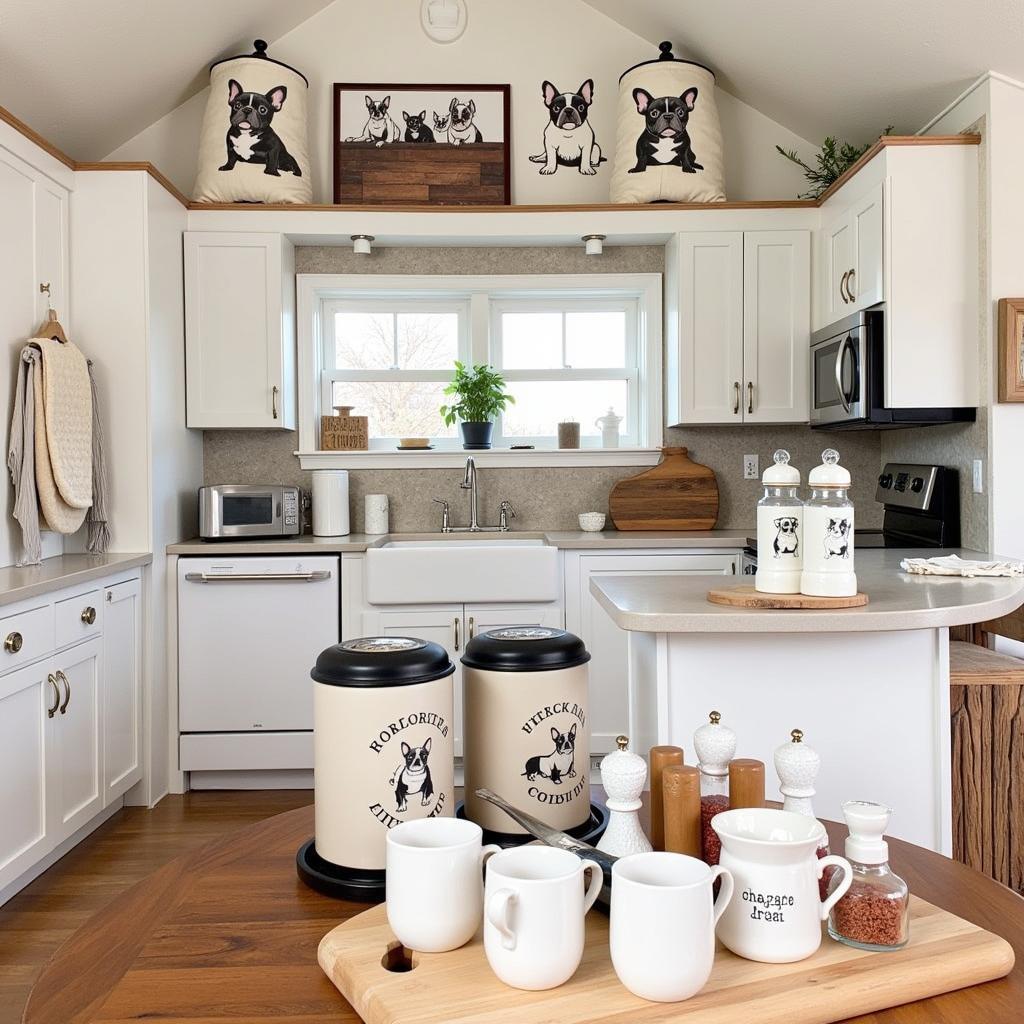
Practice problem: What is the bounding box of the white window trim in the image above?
[296,273,663,468]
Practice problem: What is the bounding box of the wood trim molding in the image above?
[0,104,77,169]
[75,161,191,207]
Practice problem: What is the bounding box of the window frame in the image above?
[296,273,663,467]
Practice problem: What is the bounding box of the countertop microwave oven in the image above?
[810,307,976,429]
[199,484,302,540]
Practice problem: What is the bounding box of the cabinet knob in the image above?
[4,631,23,653]
[81,606,97,625]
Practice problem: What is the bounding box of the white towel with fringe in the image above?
[900,554,1024,578]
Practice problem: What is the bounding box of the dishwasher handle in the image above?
[184,571,333,583]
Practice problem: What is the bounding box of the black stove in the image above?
[871,462,960,548]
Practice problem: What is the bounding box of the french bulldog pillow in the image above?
[610,55,725,204]
[193,45,312,204]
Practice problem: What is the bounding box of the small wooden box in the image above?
[320,407,369,451]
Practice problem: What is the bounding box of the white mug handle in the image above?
[487,887,518,951]
[710,865,735,926]
[480,843,501,872]
[580,859,604,914]
[818,854,854,919]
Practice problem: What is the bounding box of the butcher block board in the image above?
[609,447,719,530]
[318,896,1013,1024]
[707,586,869,609]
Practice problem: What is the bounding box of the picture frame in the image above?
[997,297,1024,402]
[332,82,511,206]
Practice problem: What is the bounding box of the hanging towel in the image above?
[36,335,92,508]
[900,554,1024,578]
[85,361,110,554]
[8,345,43,565]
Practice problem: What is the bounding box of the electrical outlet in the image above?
[973,459,984,494]
[743,454,759,480]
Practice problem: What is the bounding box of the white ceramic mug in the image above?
[385,817,499,952]
[611,852,733,1002]
[712,807,852,963]
[484,846,603,990]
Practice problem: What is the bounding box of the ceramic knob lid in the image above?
[599,735,647,808]
[762,448,801,485]
[808,448,851,487]
[774,728,820,810]
[693,710,736,778]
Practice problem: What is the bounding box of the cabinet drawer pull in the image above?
[81,606,97,625]
[839,270,850,303]
[453,617,460,652]
[272,385,279,420]
[47,674,60,719]
[846,267,856,300]
[468,616,475,641]
[56,670,70,715]
[4,631,23,653]
[733,381,740,415]
[747,381,754,414]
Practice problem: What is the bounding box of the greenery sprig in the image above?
[777,127,894,199]
[440,361,514,426]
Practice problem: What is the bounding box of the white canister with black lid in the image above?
[462,627,591,836]
[297,636,455,901]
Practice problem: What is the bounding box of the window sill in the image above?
[296,447,663,470]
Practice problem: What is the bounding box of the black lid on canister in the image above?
[311,637,455,687]
[461,627,591,672]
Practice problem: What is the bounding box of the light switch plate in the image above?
[743,454,759,480]
[973,459,984,494]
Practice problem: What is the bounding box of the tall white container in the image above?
[312,470,350,537]
[801,449,857,597]
[755,450,804,595]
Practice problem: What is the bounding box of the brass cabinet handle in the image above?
[56,670,70,715]
[453,617,460,652]
[272,385,279,420]
[733,381,740,415]
[468,616,475,641]
[839,270,850,303]
[4,631,23,653]
[846,267,856,301]
[747,381,754,414]
[47,674,60,718]
[81,606,96,625]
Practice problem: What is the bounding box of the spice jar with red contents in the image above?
[774,728,831,899]
[828,801,910,951]
[693,710,736,864]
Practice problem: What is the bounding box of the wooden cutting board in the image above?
[318,896,1014,1024]
[609,447,719,530]
[707,586,869,609]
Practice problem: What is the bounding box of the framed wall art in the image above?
[997,297,1024,402]
[332,83,511,206]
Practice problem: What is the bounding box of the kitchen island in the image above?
[590,548,1024,855]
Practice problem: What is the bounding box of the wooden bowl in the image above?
[399,437,430,448]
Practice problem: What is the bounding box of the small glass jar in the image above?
[755,449,804,595]
[828,801,910,952]
[801,449,856,598]
[693,710,736,865]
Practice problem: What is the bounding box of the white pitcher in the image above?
[712,807,852,963]
[595,407,623,448]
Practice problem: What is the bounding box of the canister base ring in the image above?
[455,800,609,848]
[295,838,385,902]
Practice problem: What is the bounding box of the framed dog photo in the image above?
[997,297,1024,402]
[333,83,511,206]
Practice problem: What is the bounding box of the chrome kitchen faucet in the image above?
[433,456,516,532]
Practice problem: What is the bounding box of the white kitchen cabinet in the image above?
[360,602,563,758]
[0,660,52,892]
[51,638,103,836]
[564,551,740,755]
[820,182,883,325]
[666,230,810,425]
[184,231,296,429]
[102,578,142,799]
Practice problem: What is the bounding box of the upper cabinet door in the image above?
[850,182,884,311]
[743,231,810,423]
[184,232,295,429]
[823,210,854,326]
[671,232,744,424]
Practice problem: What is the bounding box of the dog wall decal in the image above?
[530,79,604,175]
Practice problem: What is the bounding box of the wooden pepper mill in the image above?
[662,763,702,857]
[648,745,684,850]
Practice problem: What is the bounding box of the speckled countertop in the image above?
[0,552,152,608]
[167,530,755,555]
[591,548,1024,633]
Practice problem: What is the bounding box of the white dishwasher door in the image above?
[178,556,339,733]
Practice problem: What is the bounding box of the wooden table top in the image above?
[22,805,1024,1024]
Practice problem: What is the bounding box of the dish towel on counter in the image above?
[900,554,1024,578]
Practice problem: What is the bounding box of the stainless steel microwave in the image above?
[199,485,301,540]
[810,308,975,430]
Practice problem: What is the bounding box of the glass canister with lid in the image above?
[800,448,857,597]
[755,449,804,594]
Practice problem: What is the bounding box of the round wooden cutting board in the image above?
[707,585,869,609]
[609,447,719,530]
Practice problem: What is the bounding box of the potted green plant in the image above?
[440,361,514,450]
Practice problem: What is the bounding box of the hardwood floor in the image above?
[0,790,312,1024]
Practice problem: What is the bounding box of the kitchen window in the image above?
[298,273,662,468]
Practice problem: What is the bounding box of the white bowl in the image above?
[578,512,607,532]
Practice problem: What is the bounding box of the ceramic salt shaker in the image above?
[597,736,652,857]
[755,449,804,595]
[800,448,856,597]
[774,728,831,897]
